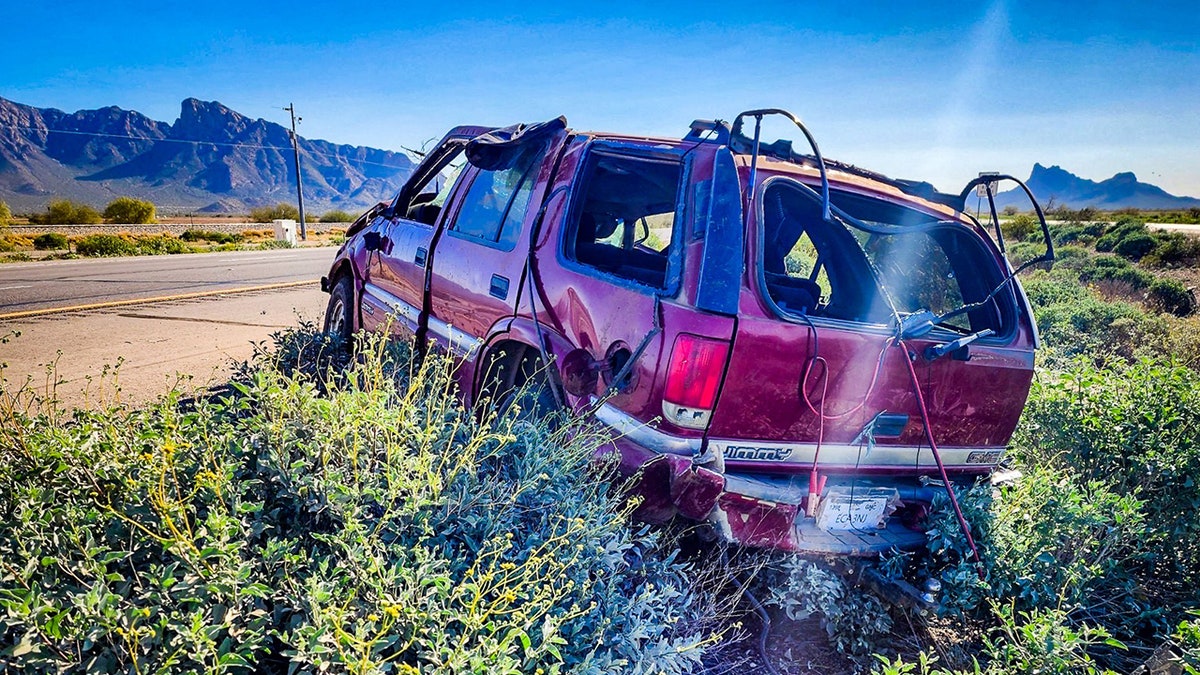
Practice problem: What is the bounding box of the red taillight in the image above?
[663,334,729,410]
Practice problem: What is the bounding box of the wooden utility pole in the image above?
[283,103,307,241]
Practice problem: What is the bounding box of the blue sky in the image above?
[4,0,1198,197]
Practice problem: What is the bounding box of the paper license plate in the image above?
[816,495,889,531]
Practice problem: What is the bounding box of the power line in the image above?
[0,123,417,169]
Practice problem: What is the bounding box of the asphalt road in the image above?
[0,248,336,408]
[0,247,334,316]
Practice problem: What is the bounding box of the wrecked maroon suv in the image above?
[322,109,1053,558]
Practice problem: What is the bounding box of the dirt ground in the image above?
[0,285,328,409]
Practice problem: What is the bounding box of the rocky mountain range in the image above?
[2,96,1197,216]
[0,97,414,214]
[992,163,1200,211]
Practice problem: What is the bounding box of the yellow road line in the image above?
[0,280,319,321]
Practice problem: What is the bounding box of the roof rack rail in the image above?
[684,119,731,144]
[723,113,967,212]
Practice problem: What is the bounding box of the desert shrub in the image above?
[1172,613,1200,672]
[0,236,16,253]
[249,203,300,223]
[1165,316,1200,370]
[134,234,188,255]
[33,199,102,225]
[928,470,1146,624]
[1047,221,1105,246]
[1002,214,1038,243]
[1024,276,1167,359]
[1005,241,1048,267]
[1077,255,1154,290]
[1114,232,1158,261]
[0,198,11,226]
[181,229,243,244]
[1015,357,1200,608]
[258,239,294,250]
[32,232,68,250]
[102,196,156,224]
[875,605,1125,675]
[1144,231,1200,267]
[758,556,893,660]
[0,331,713,674]
[1147,277,1196,316]
[74,233,137,256]
[1094,217,1146,252]
[319,209,355,223]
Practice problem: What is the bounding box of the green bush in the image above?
[74,233,136,256]
[1006,241,1048,268]
[102,196,156,224]
[873,606,1126,675]
[1047,221,1105,246]
[249,203,300,223]
[1021,274,1167,359]
[1114,233,1158,261]
[0,330,713,674]
[1002,214,1038,243]
[32,232,68,250]
[258,239,295,250]
[1077,255,1154,290]
[1144,231,1200,267]
[1016,357,1200,608]
[1147,277,1196,316]
[0,199,11,226]
[181,229,243,244]
[927,469,1147,628]
[760,556,893,659]
[319,209,355,223]
[134,234,188,255]
[33,199,102,225]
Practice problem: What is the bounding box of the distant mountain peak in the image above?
[0,97,415,213]
[994,165,1200,211]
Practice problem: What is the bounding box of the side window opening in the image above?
[762,184,877,321]
[449,145,543,246]
[566,152,683,289]
[396,141,467,226]
[760,181,1007,333]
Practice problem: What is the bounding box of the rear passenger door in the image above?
[425,129,567,357]
[541,141,738,429]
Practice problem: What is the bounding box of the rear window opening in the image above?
[565,152,682,290]
[759,179,1009,334]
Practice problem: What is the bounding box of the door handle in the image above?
[414,247,427,267]
[489,274,510,300]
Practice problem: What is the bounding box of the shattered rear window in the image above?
[759,179,1007,334]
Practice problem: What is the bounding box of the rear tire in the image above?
[323,275,355,351]
[483,345,560,424]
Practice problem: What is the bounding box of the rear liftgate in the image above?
[638,110,1054,561]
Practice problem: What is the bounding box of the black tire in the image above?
[484,345,560,423]
[323,275,355,350]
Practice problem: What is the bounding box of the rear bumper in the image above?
[594,402,987,555]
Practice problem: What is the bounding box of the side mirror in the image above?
[362,231,382,252]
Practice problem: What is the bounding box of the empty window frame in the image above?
[396,141,468,226]
[565,151,683,289]
[759,180,1009,333]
